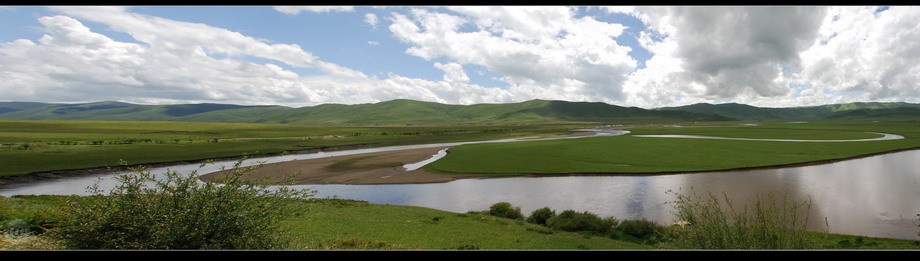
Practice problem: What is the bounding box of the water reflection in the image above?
[289,149,920,240]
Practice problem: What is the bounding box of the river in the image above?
[1,129,918,240]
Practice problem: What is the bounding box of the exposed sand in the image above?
[198,131,602,185]
[199,146,485,185]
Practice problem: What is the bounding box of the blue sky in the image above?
[0,6,917,108]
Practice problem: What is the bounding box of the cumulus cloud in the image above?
[4,6,919,109]
[273,6,354,15]
[389,7,636,104]
[798,6,920,103]
[609,6,831,107]
[0,7,520,106]
[364,13,378,29]
[646,7,825,98]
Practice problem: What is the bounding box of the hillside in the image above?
[0,99,730,125]
[658,102,920,121]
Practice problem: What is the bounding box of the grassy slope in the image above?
[0,120,577,177]
[0,99,727,125]
[659,102,920,121]
[3,195,918,250]
[426,121,920,175]
[280,199,648,250]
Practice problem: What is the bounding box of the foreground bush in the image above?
[546,210,618,235]
[526,207,556,225]
[488,202,524,220]
[666,190,816,249]
[52,160,314,249]
[614,219,668,244]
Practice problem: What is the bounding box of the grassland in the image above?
[3,195,918,250]
[0,120,579,178]
[425,120,920,175]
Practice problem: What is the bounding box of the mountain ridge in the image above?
[2,99,917,125]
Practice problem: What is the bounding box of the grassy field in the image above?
[0,120,580,177]
[425,120,920,175]
[2,195,918,250]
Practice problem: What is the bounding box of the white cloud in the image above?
[0,7,520,107]
[798,6,920,103]
[389,7,636,104]
[273,6,354,15]
[364,13,378,29]
[49,6,367,79]
[4,6,919,109]
[615,6,830,108]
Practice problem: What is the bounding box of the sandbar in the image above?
[198,146,485,185]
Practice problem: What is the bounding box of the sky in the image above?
[1,6,918,108]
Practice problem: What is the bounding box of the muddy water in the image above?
[2,129,918,240]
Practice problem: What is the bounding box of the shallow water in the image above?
[2,129,918,240]
[633,132,904,142]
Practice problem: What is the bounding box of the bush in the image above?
[666,190,816,249]
[545,210,617,235]
[3,219,30,235]
[526,207,556,225]
[488,202,524,220]
[51,160,314,249]
[615,219,668,244]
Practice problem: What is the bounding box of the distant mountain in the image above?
[0,101,285,122]
[0,102,53,114]
[658,102,920,121]
[5,99,915,125]
[825,107,920,120]
[0,99,730,125]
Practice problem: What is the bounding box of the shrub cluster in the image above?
[51,160,314,249]
[665,190,816,249]
[545,210,618,236]
[488,202,524,220]
[484,202,667,244]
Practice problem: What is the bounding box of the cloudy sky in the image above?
[1,6,917,108]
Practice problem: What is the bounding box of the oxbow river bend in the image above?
[2,129,918,240]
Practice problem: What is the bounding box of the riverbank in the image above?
[0,130,595,188]
[198,146,488,185]
[196,141,920,185]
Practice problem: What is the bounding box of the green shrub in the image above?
[526,207,556,225]
[3,219,30,235]
[51,160,314,249]
[545,210,617,235]
[615,219,668,244]
[666,190,816,249]
[488,202,524,220]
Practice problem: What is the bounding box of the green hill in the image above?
[6,98,915,125]
[0,99,730,125]
[658,102,920,121]
[0,102,53,114]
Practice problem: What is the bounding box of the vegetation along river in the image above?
[1,129,917,240]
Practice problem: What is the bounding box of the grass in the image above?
[279,199,648,250]
[3,195,919,250]
[0,120,578,177]
[426,120,920,175]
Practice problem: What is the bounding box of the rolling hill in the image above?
[3,99,917,125]
[657,102,920,121]
[0,99,730,125]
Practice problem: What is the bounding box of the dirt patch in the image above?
[198,146,485,185]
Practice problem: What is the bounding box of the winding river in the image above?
[1,129,918,240]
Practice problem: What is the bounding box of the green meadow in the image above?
[425,120,920,175]
[0,120,576,177]
[3,195,918,250]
